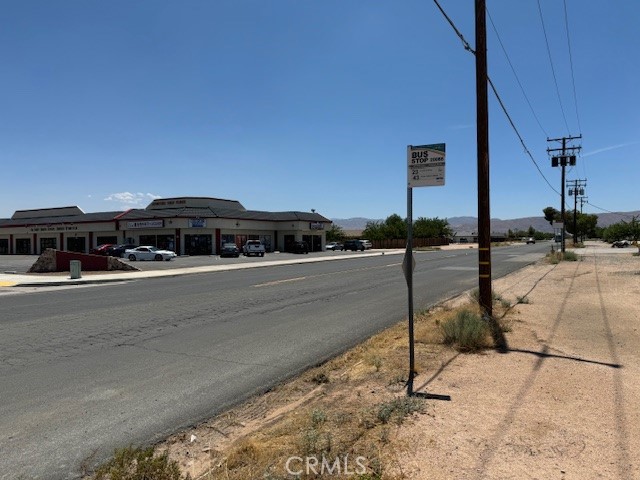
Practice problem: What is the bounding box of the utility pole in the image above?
[548,135,582,253]
[579,196,588,242]
[567,179,587,245]
[475,0,492,318]
[579,196,588,214]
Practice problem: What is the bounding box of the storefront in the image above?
[0,197,332,256]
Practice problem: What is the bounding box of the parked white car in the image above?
[125,246,177,261]
[325,242,344,251]
[359,239,373,250]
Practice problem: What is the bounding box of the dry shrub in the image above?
[441,309,491,352]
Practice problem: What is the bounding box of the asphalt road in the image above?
[0,243,549,479]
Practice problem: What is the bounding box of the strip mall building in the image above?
[0,197,332,256]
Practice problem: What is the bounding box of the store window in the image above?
[259,235,272,252]
[139,235,175,251]
[302,235,322,252]
[139,235,156,247]
[235,234,248,248]
[0,239,9,255]
[16,238,32,254]
[221,234,236,245]
[40,238,57,252]
[284,235,295,252]
[96,236,118,245]
[157,235,175,251]
[67,237,86,253]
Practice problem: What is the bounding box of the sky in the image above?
[1,1,638,221]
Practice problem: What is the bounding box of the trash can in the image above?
[70,260,82,279]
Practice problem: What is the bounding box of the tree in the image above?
[361,220,386,240]
[383,214,407,239]
[413,217,453,239]
[602,216,640,244]
[326,224,346,242]
[575,213,598,240]
[543,206,560,225]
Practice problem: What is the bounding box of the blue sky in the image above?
[1,1,638,221]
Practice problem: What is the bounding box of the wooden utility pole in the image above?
[547,135,582,252]
[475,0,492,317]
[567,179,587,245]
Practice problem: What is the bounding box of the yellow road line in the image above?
[0,281,18,287]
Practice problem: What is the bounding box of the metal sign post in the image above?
[405,144,445,396]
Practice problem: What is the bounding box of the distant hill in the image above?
[332,210,640,235]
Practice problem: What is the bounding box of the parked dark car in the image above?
[220,243,240,257]
[343,239,365,251]
[105,244,138,258]
[612,240,630,248]
[289,241,309,254]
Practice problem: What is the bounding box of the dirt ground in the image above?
[157,243,640,480]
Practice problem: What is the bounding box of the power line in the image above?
[432,0,474,54]
[487,78,559,196]
[586,202,638,221]
[487,7,548,137]
[563,0,582,134]
[433,0,560,198]
[562,0,587,181]
[537,0,572,135]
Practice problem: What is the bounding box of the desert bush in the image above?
[546,250,579,263]
[376,397,424,425]
[563,251,578,261]
[93,446,188,480]
[441,310,490,351]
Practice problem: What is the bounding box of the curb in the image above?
[7,250,407,288]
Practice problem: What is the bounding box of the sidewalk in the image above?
[0,249,407,287]
[396,242,640,479]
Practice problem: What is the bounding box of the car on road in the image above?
[90,244,114,255]
[325,242,343,251]
[289,241,309,254]
[611,240,631,248]
[359,239,373,249]
[526,237,536,244]
[343,239,365,251]
[125,246,177,261]
[220,243,240,258]
[106,244,138,258]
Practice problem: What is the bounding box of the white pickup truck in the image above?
[243,240,266,257]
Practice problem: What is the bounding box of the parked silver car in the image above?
[325,242,343,251]
[125,246,177,261]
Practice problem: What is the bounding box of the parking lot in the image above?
[0,249,375,274]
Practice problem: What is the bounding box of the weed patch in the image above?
[376,396,425,425]
[93,446,188,480]
[546,250,579,263]
[441,310,490,352]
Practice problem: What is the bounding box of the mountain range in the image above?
[332,211,640,235]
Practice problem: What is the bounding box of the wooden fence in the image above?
[370,238,449,249]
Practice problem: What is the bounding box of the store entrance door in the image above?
[184,235,212,255]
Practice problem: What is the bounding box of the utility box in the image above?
[69,260,82,279]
